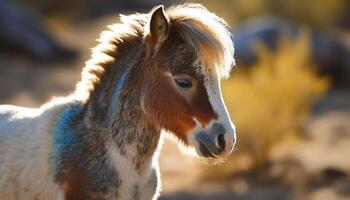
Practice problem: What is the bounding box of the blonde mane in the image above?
[167,4,235,78]
[74,3,234,101]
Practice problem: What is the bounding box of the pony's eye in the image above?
[175,77,193,89]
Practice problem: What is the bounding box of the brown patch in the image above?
[190,81,218,126]
[143,69,217,144]
[143,72,196,143]
[61,165,86,200]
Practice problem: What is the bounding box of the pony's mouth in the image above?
[198,141,216,158]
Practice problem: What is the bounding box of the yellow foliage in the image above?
[194,0,347,28]
[220,32,329,171]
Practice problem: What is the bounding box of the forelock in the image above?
[166,3,235,79]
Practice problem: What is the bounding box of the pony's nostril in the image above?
[217,134,226,150]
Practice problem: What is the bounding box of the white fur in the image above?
[0,99,71,199]
[205,71,236,157]
[107,140,162,200]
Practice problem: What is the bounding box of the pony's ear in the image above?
[148,5,169,49]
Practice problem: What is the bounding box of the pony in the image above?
[0,3,236,200]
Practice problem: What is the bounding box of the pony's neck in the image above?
[74,36,161,171]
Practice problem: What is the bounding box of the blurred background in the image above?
[0,0,349,199]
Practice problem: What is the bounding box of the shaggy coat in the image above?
[0,4,235,200]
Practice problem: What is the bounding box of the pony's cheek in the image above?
[141,84,196,144]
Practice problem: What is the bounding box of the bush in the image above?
[210,31,329,176]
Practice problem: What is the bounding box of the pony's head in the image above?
[140,4,236,159]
